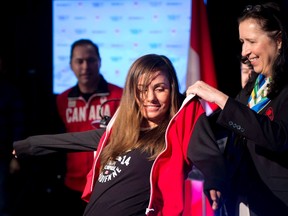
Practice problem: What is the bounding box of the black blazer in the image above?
[206,81,288,216]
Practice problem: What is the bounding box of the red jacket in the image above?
[57,75,123,192]
[82,94,221,215]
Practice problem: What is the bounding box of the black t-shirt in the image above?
[83,149,154,216]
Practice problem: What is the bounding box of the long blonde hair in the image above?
[100,54,183,169]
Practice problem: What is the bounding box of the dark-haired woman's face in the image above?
[137,71,171,128]
[239,18,281,77]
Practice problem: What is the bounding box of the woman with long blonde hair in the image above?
[13,54,225,215]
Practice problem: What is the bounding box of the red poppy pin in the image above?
[265,107,274,120]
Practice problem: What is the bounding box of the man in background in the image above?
[56,39,122,215]
[240,58,254,88]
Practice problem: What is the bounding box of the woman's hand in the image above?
[186,81,229,110]
[209,189,222,210]
[12,149,17,158]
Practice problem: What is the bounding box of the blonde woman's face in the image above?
[137,71,171,128]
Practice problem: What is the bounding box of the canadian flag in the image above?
[186,0,218,114]
[183,0,217,215]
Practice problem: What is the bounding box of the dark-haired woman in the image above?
[187,2,288,216]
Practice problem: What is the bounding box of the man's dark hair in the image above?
[70,39,101,61]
